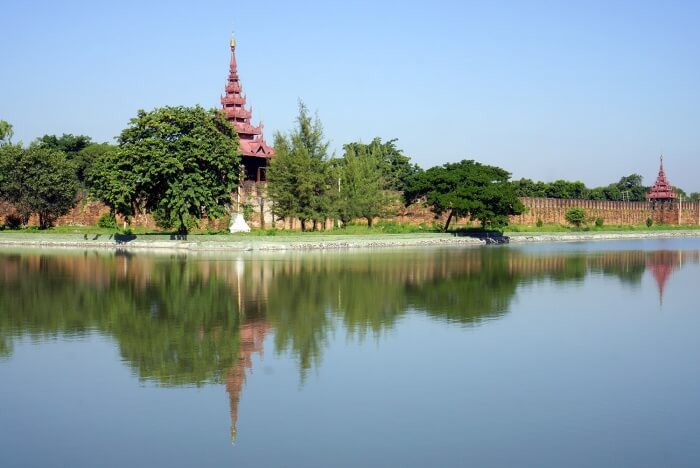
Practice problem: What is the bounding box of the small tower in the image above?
[646,156,678,202]
[221,34,275,182]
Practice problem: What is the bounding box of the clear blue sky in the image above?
[2,0,699,191]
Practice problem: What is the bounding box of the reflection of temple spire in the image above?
[225,320,267,444]
[646,251,681,305]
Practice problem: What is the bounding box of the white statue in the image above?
[229,176,251,233]
[229,212,251,233]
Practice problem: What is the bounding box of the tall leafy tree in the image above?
[267,101,331,230]
[614,174,647,201]
[79,143,118,189]
[88,106,240,234]
[0,120,13,145]
[32,133,96,185]
[343,138,421,193]
[405,160,524,230]
[335,142,390,226]
[0,145,79,228]
[33,133,93,154]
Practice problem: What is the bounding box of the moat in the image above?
[2,240,700,467]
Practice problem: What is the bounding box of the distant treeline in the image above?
[513,176,699,202]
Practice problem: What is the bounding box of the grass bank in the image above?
[2,221,699,238]
[1,224,700,253]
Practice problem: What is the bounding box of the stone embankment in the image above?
[0,233,485,252]
[507,230,700,243]
[0,230,699,253]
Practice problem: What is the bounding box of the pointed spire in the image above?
[646,155,677,201]
[221,34,275,165]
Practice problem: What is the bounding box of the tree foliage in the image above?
[565,207,586,227]
[76,143,117,186]
[342,138,421,193]
[88,106,240,234]
[405,160,524,230]
[31,133,116,186]
[267,102,331,230]
[0,145,78,228]
[334,143,391,226]
[0,120,13,145]
[514,173,651,202]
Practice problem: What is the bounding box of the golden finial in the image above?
[230,32,236,48]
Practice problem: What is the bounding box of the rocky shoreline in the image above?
[0,230,698,253]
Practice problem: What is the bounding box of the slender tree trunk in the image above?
[312,219,318,231]
[178,213,188,236]
[367,216,373,228]
[300,219,306,232]
[443,210,454,231]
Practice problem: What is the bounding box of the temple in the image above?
[646,156,677,202]
[222,34,274,182]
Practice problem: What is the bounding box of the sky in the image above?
[2,0,699,192]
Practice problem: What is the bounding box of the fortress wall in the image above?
[1,193,698,230]
[511,197,699,226]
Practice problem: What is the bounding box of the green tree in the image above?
[80,143,118,188]
[615,174,647,201]
[343,138,421,193]
[673,186,687,200]
[405,160,524,231]
[513,178,547,198]
[267,101,331,231]
[565,207,586,227]
[545,180,588,199]
[88,106,240,234]
[0,146,79,228]
[33,133,93,154]
[32,133,98,185]
[335,142,390,227]
[689,192,700,202]
[0,120,13,145]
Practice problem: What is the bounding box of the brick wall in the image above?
[511,197,700,226]
[2,193,699,229]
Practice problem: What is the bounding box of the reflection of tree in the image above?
[3,248,698,372]
[0,253,241,385]
[2,247,698,442]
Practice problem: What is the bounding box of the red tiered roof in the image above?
[222,36,274,160]
[646,156,677,201]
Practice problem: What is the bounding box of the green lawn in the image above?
[2,220,699,237]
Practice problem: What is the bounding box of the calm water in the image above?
[1,239,700,467]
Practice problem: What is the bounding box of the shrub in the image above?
[97,212,117,229]
[594,217,604,228]
[646,217,653,228]
[4,214,22,230]
[565,208,586,228]
[536,218,543,228]
[241,203,254,221]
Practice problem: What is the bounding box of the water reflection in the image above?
[0,246,698,442]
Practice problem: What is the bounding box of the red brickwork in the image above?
[2,196,699,229]
[511,197,700,226]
